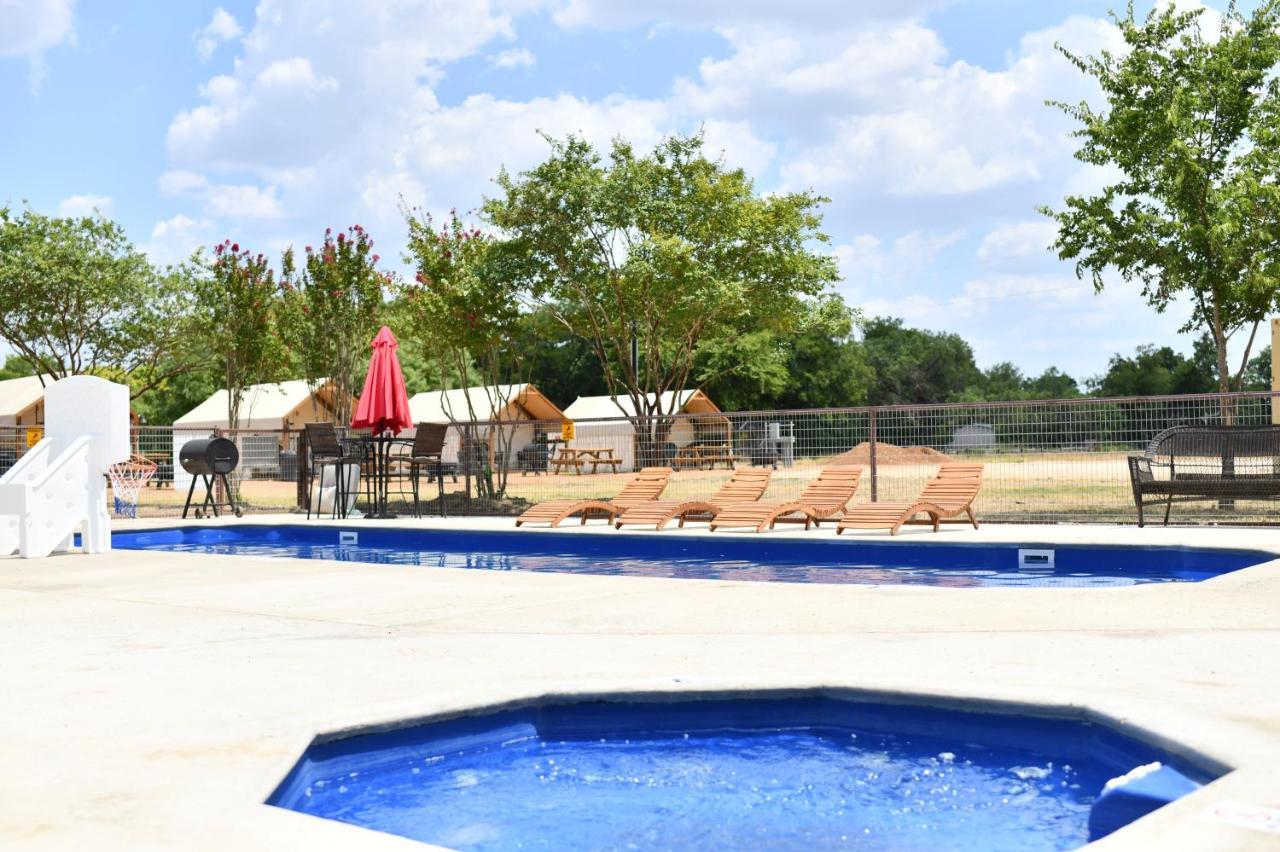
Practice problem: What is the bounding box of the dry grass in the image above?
[125,453,1277,524]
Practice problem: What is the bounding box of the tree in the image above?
[0,355,33,381]
[861,317,981,405]
[484,133,845,455]
[0,207,199,397]
[281,226,389,425]
[696,325,873,411]
[1025,367,1082,399]
[1242,345,1271,391]
[1043,1,1280,401]
[514,307,610,408]
[401,209,525,501]
[191,241,290,429]
[1089,342,1216,397]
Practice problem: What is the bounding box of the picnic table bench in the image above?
[551,446,622,475]
[1127,424,1280,526]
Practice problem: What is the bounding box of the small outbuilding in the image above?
[562,389,728,471]
[949,423,997,453]
[406,383,565,467]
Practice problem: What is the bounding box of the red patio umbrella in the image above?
[352,326,412,436]
[351,326,413,517]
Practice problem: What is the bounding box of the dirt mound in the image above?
[832,442,951,465]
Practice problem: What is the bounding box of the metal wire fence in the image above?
[0,391,1276,524]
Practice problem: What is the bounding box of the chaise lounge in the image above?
[614,467,773,530]
[836,462,983,536]
[708,465,862,532]
[514,467,673,527]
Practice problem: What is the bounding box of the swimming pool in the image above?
[268,694,1215,851]
[112,525,1271,588]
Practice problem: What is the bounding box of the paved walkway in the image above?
[2,518,1279,850]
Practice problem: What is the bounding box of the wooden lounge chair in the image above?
[614,467,774,530]
[514,467,673,527]
[836,463,983,536]
[708,465,862,533]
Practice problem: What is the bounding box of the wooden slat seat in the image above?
[708,465,862,533]
[514,467,673,527]
[836,463,983,536]
[614,468,773,530]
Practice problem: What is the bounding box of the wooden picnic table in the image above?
[673,442,736,471]
[551,446,622,475]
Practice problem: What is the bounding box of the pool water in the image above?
[112,525,1270,588]
[269,696,1212,851]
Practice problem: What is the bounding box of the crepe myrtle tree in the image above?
[1042,1,1280,413]
[484,132,845,459]
[401,208,525,501]
[0,206,201,398]
[192,240,291,430]
[281,225,390,426]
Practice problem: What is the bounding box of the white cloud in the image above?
[547,0,953,31]
[195,6,242,62]
[143,213,215,264]
[959,273,1088,306]
[156,1,1206,377]
[489,47,534,69]
[158,170,283,219]
[0,0,76,92]
[57,193,112,217]
[835,230,966,291]
[976,220,1058,263]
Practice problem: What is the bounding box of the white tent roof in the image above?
[408,384,534,424]
[174,379,330,429]
[0,375,50,417]
[563,390,702,420]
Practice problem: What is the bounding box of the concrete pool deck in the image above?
[2,516,1279,850]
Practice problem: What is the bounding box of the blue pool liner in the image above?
[116,524,1270,575]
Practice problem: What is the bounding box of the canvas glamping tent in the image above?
[562,389,729,472]
[172,378,351,486]
[0,375,53,471]
[406,383,564,469]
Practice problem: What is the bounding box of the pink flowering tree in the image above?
[194,240,291,429]
[401,208,524,501]
[281,226,389,425]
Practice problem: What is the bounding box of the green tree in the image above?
[0,355,34,381]
[281,226,389,425]
[696,325,873,411]
[1043,1,1280,399]
[484,133,845,452]
[1025,367,1082,399]
[1243,345,1271,391]
[861,317,981,405]
[1090,342,1216,397]
[401,209,526,500]
[514,307,609,408]
[191,240,290,429]
[130,367,220,425]
[0,207,199,398]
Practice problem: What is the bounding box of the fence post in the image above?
[1272,318,1280,425]
[296,429,309,512]
[869,407,878,502]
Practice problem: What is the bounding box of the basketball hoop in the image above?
[107,454,157,518]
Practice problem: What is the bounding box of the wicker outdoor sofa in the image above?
[1127,424,1280,526]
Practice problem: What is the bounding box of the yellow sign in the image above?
[560,420,575,442]
[25,428,42,448]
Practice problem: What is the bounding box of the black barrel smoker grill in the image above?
[179,437,243,518]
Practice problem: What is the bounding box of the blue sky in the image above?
[0,0,1259,384]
